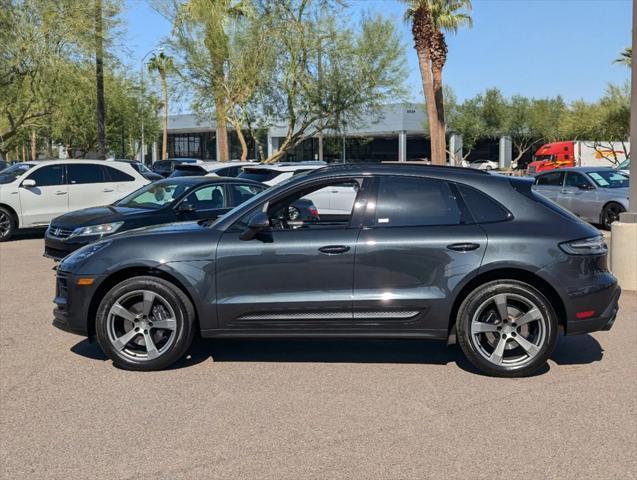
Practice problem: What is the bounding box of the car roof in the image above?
[539,166,619,174]
[153,175,265,187]
[306,162,490,178]
[241,161,327,172]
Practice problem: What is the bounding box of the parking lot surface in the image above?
[1,237,635,480]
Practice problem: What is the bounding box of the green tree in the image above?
[614,47,631,66]
[148,52,176,160]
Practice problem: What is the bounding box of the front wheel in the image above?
[601,202,625,230]
[0,207,15,242]
[456,280,558,377]
[96,276,196,371]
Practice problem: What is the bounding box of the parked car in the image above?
[0,160,8,172]
[44,177,268,260]
[618,159,630,176]
[0,160,149,241]
[151,158,200,177]
[238,162,355,217]
[169,161,254,178]
[53,163,619,377]
[111,160,163,181]
[532,167,629,229]
[469,159,499,170]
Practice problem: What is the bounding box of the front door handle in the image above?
[318,245,350,255]
[447,242,480,252]
[55,191,67,195]
[102,188,115,192]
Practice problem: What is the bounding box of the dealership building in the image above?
[150,103,513,166]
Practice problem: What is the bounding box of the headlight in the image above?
[559,236,608,255]
[70,222,123,238]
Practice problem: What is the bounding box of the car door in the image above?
[214,178,369,331]
[353,175,487,332]
[179,184,230,221]
[18,164,68,226]
[533,171,565,203]
[67,163,114,212]
[103,165,145,200]
[558,171,595,221]
[227,183,265,207]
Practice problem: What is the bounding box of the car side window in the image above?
[535,171,564,186]
[26,164,65,186]
[228,184,264,206]
[184,185,226,210]
[564,172,589,188]
[456,184,511,223]
[105,166,135,182]
[67,164,107,184]
[373,176,461,227]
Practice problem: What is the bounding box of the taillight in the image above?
[309,206,319,217]
[559,236,607,256]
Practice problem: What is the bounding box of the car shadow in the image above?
[69,332,604,375]
[12,228,46,240]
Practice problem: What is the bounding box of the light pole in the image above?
[140,47,162,164]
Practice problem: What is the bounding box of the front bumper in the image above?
[52,270,103,337]
[44,232,96,260]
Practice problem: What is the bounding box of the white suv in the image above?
[237,162,357,216]
[0,160,149,241]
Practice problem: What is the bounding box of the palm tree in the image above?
[95,0,106,159]
[404,0,472,165]
[614,47,632,66]
[148,52,175,160]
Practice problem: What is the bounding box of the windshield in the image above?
[115,182,190,209]
[0,163,35,184]
[618,159,630,170]
[587,171,629,188]
[130,162,153,174]
[533,155,554,162]
[238,169,283,183]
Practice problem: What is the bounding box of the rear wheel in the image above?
[601,202,625,230]
[456,280,558,377]
[0,207,15,242]
[96,276,195,371]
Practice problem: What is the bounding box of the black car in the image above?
[53,163,620,377]
[151,158,199,177]
[114,160,163,181]
[44,177,266,260]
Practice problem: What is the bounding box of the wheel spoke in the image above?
[515,307,541,327]
[113,329,140,351]
[111,302,136,322]
[493,294,509,321]
[142,291,156,317]
[513,334,540,357]
[472,322,499,334]
[490,335,508,365]
[143,332,159,359]
[152,318,176,331]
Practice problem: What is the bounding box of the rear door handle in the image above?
[447,242,480,252]
[102,188,115,192]
[55,191,67,195]
[318,245,350,255]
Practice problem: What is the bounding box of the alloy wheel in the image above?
[0,211,11,239]
[604,204,623,228]
[470,293,547,368]
[106,290,178,361]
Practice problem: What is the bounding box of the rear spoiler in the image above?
[174,163,207,172]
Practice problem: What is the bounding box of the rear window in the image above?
[238,169,283,183]
[105,166,135,182]
[374,176,461,227]
[456,184,511,223]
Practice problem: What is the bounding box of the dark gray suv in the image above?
[53,164,620,377]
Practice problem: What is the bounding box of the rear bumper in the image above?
[565,285,621,335]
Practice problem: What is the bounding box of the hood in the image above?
[51,205,154,227]
[110,220,211,239]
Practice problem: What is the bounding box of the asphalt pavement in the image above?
[1,236,635,480]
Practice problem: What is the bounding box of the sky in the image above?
[120,0,632,111]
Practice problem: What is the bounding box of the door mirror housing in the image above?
[240,211,270,241]
[21,179,36,188]
[176,202,196,213]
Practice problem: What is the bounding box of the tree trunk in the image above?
[432,66,447,164]
[215,92,229,161]
[161,75,168,160]
[416,49,442,164]
[230,119,248,161]
[22,144,26,162]
[31,129,36,160]
[95,0,106,159]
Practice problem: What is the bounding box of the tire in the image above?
[456,280,558,377]
[601,202,625,230]
[0,206,15,242]
[96,276,196,371]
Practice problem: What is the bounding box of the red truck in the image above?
[526,141,629,174]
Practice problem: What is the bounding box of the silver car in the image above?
[532,167,629,229]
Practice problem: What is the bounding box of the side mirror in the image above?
[21,179,36,188]
[240,211,270,241]
[176,202,196,213]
